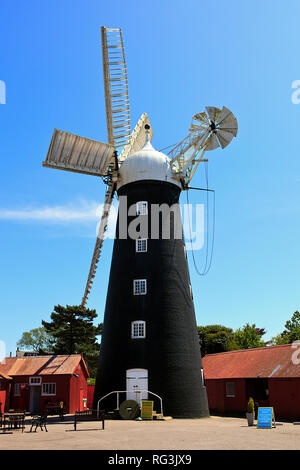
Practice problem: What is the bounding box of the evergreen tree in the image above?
[42,305,102,377]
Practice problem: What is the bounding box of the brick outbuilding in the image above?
[202,343,300,420]
[0,354,89,414]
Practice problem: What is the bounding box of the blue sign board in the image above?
[257,407,275,429]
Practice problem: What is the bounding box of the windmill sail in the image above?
[102,26,131,148]
[81,183,116,309]
[43,129,114,177]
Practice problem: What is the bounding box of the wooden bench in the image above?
[46,405,65,421]
[74,410,105,431]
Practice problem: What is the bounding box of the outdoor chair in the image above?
[30,414,48,432]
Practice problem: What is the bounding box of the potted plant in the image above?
[246,397,255,426]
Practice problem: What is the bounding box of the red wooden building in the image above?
[202,343,300,420]
[0,372,12,413]
[0,354,89,414]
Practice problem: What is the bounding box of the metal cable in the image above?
[186,163,215,276]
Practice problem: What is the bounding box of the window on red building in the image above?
[226,382,235,398]
[42,383,56,396]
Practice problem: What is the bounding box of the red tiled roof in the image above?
[0,355,89,377]
[202,343,300,379]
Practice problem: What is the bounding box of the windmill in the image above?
[43,27,238,418]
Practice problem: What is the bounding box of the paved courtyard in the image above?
[1,415,300,450]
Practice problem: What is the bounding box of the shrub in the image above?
[247,397,255,413]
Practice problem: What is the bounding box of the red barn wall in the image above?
[11,375,71,412]
[0,390,6,412]
[205,380,225,412]
[269,378,300,420]
[69,362,88,413]
[205,379,247,414]
[205,377,300,420]
[40,375,71,412]
[87,385,95,409]
[0,379,11,411]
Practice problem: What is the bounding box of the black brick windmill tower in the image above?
[42,27,238,418]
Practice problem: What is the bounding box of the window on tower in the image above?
[133,279,147,295]
[136,238,147,253]
[131,321,146,339]
[136,201,148,216]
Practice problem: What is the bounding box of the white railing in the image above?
[96,390,163,417]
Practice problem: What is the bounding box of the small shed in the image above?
[202,343,300,420]
[0,354,89,414]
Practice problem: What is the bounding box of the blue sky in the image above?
[1,0,300,355]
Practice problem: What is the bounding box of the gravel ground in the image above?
[1,415,300,450]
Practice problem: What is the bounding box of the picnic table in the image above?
[1,412,25,433]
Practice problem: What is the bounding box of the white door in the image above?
[126,369,148,405]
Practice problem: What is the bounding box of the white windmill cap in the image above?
[117,126,181,190]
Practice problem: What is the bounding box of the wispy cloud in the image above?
[0,200,111,222]
[0,199,118,237]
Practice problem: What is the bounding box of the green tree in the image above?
[271,311,300,344]
[42,305,102,377]
[17,327,53,353]
[233,323,266,349]
[268,334,287,346]
[197,325,239,356]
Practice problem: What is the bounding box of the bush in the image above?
[247,397,255,413]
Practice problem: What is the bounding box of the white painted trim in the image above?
[133,279,147,295]
[29,376,42,386]
[41,382,56,396]
[136,201,148,216]
[131,320,146,339]
[136,238,148,253]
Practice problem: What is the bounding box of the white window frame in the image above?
[14,383,26,397]
[133,279,147,295]
[131,321,146,339]
[136,238,148,253]
[136,201,148,216]
[41,383,56,396]
[225,381,235,398]
[29,376,42,386]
